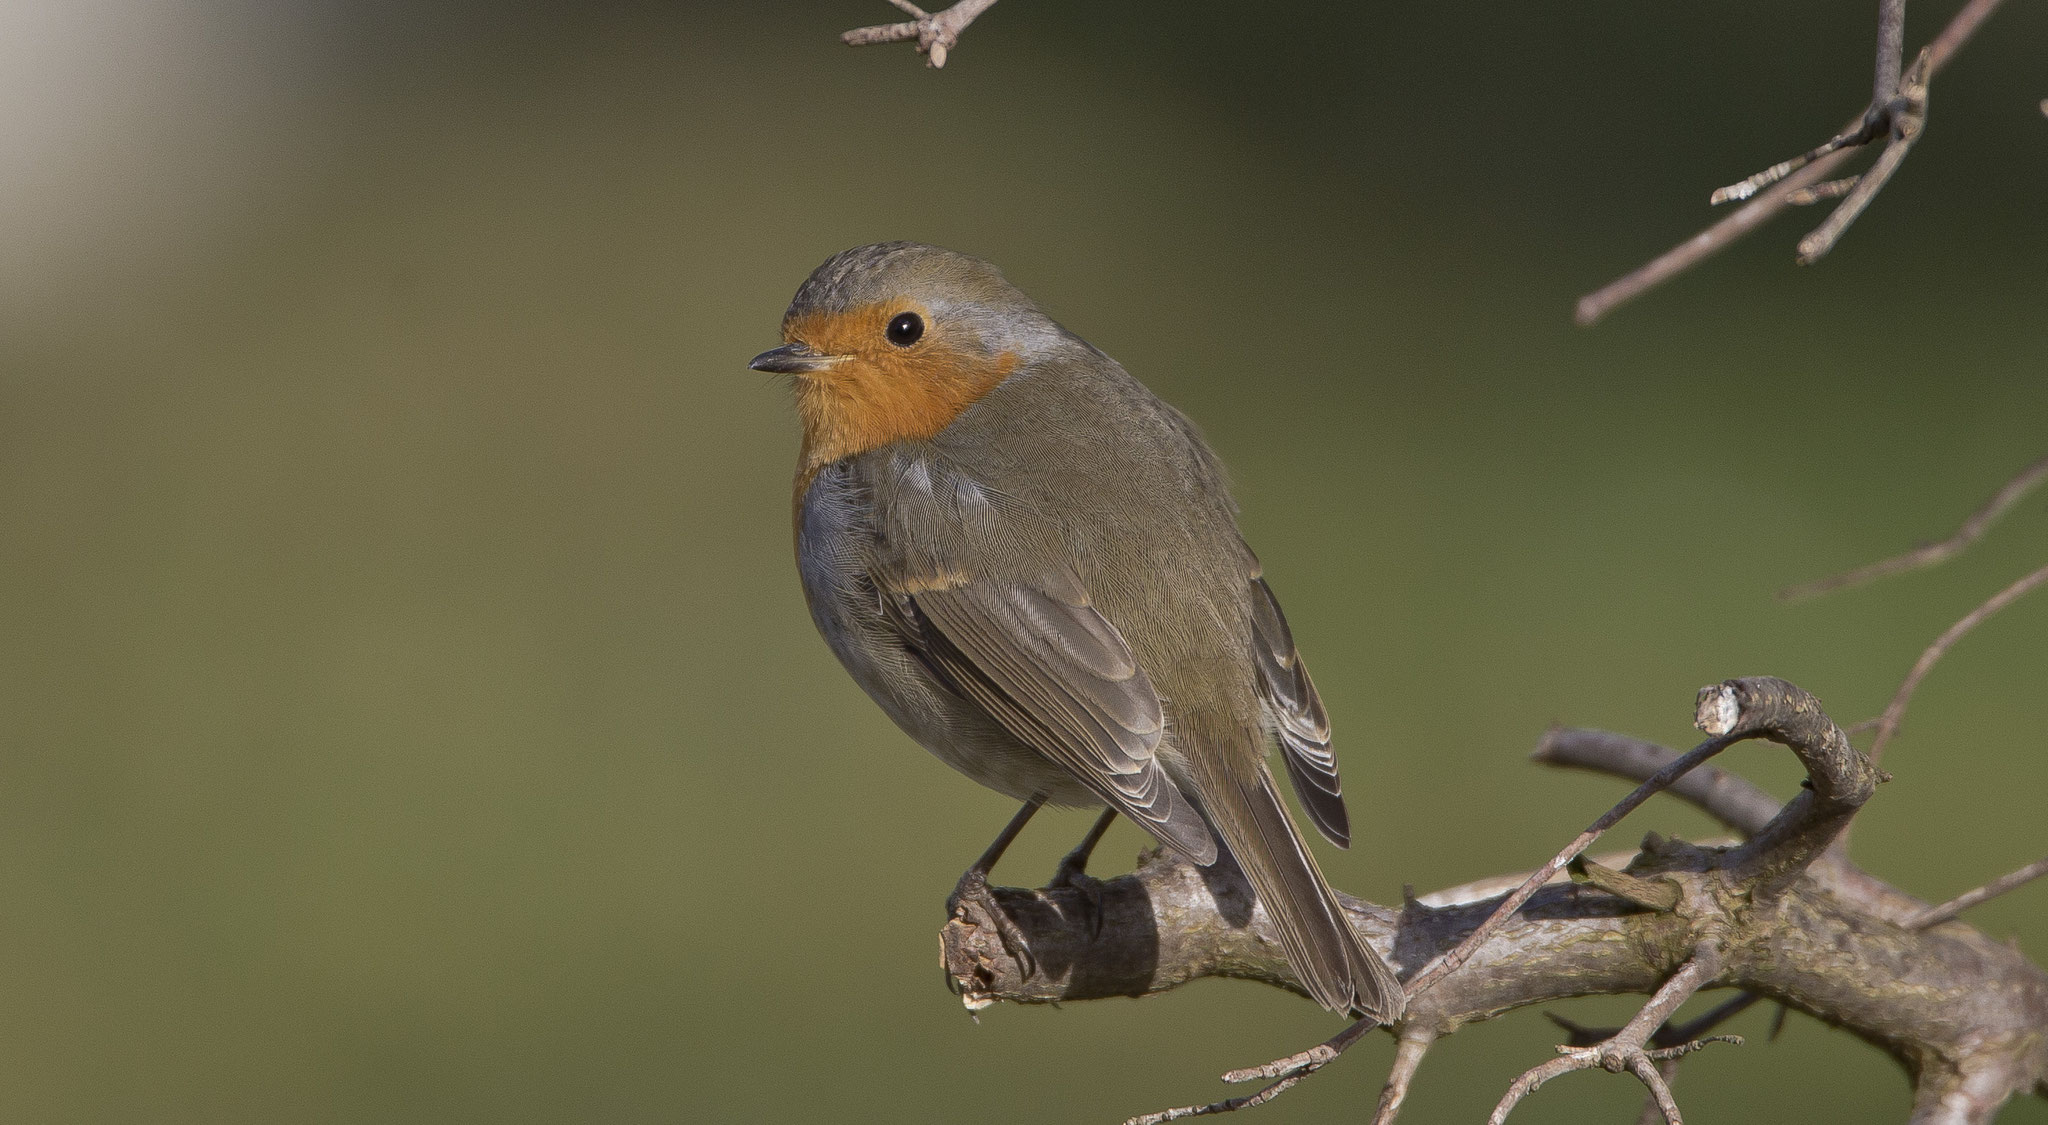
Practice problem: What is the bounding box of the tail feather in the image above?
[1209,763,1404,1022]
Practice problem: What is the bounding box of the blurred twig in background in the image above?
[830,0,2019,325]
[1780,453,2048,602]
[1576,0,2009,324]
[841,0,1001,68]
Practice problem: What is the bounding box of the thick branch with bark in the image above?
[940,679,2048,1124]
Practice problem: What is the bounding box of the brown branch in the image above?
[1575,0,2008,324]
[1779,452,2048,601]
[1413,675,1865,1020]
[1368,1029,1435,1125]
[1867,561,2048,766]
[940,679,2048,1124]
[1700,677,1884,892]
[1551,989,1762,1124]
[1488,950,1726,1125]
[945,838,2048,1124]
[1412,843,1733,910]
[1909,855,2048,930]
[841,0,1000,68]
[1398,730,1740,1003]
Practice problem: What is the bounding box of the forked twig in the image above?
[1550,991,1761,1124]
[841,0,1001,68]
[1489,951,1732,1125]
[1780,453,2048,601]
[1576,0,2007,324]
[1708,0,1913,208]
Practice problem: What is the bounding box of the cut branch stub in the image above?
[1695,676,1883,893]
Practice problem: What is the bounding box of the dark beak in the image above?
[749,342,841,375]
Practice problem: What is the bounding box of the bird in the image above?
[751,241,1403,1023]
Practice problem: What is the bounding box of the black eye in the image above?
[886,312,924,347]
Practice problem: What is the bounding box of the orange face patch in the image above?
[784,302,1017,484]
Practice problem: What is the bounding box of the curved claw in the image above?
[950,867,1037,979]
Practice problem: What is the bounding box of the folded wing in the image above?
[881,570,1218,865]
[1248,574,1350,848]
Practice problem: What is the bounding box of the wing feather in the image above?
[891,576,1217,865]
[1248,575,1351,848]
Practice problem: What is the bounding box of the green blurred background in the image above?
[2,2,2044,1121]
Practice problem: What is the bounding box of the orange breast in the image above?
[785,303,1017,535]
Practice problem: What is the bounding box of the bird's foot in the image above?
[948,867,1037,979]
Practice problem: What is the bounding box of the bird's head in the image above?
[752,242,1057,469]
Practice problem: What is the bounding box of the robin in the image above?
[751,242,1403,1023]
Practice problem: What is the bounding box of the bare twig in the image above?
[1867,561,2048,765]
[1709,0,1908,206]
[1575,0,2007,324]
[1548,987,1761,1122]
[1574,148,1858,326]
[1401,732,1739,1002]
[1633,1057,1685,1125]
[1220,1016,1374,1084]
[1780,453,2048,601]
[840,0,1000,68]
[1554,988,1759,1120]
[1122,1073,1308,1125]
[1489,950,1728,1125]
[1532,727,1783,836]
[1909,855,2048,930]
[1787,176,1863,205]
[1122,1013,1377,1124]
[1794,45,1930,264]
[1368,1030,1436,1125]
[1549,990,1761,1050]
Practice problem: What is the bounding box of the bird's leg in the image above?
[1050,807,1118,938]
[1051,807,1118,884]
[948,796,1045,977]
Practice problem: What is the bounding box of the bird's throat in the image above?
[789,347,1018,504]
